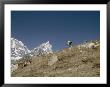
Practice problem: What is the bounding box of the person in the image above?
[67,40,72,47]
[84,40,88,44]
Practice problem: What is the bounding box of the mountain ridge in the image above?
[11,39,100,77]
[11,37,53,61]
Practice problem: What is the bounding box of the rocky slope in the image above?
[11,40,100,77]
[11,38,53,72]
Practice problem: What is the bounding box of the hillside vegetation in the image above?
[11,41,100,77]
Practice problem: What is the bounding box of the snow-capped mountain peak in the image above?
[11,38,31,60]
[31,41,53,56]
[11,38,53,60]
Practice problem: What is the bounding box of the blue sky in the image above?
[11,11,100,51]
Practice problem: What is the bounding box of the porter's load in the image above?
[66,40,72,47]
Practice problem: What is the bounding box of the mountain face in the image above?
[11,38,53,60]
[31,41,53,56]
[12,40,100,77]
[11,38,31,60]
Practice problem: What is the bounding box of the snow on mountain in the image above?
[31,41,53,56]
[11,38,53,61]
[11,38,31,60]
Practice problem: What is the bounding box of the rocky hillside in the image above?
[11,40,100,77]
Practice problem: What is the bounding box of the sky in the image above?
[11,11,100,51]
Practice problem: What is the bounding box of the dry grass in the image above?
[11,44,100,77]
